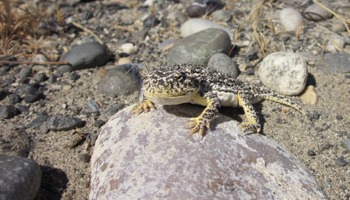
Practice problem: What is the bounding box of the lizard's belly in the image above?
[216,92,240,107]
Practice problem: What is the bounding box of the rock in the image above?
[0,89,7,101]
[167,28,231,65]
[17,67,32,83]
[86,100,100,113]
[59,41,110,72]
[342,138,350,151]
[8,93,22,104]
[304,3,332,21]
[167,11,187,24]
[98,64,141,97]
[300,85,318,105]
[321,52,350,73]
[14,84,43,103]
[117,57,132,65]
[33,73,47,83]
[28,112,49,128]
[258,52,308,96]
[185,0,224,18]
[207,53,239,78]
[47,115,84,131]
[0,155,41,200]
[180,18,233,40]
[211,9,232,22]
[326,34,345,52]
[118,43,137,54]
[0,104,18,119]
[143,14,160,28]
[90,105,326,200]
[335,157,348,166]
[307,150,316,156]
[279,8,304,32]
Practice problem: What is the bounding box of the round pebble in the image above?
[279,8,304,32]
[258,52,308,95]
[304,3,332,21]
[207,53,239,78]
[307,150,316,156]
[211,10,232,22]
[180,18,233,40]
[335,157,348,166]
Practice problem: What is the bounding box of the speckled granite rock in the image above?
[90,105,325,200]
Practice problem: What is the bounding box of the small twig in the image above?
[312,0,350,35]
[0,60,69,65]
[70,21,103,44]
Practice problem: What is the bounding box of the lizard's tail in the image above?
[258,92,306,115]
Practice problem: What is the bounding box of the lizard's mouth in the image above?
[143,88,197,105]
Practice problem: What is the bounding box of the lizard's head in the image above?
[141,68,199,105]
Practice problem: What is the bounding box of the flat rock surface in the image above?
[90,105,325,200]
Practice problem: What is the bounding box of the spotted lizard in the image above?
[132,64,305,137]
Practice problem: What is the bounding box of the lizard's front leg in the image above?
[189,92,221,138]
[131,98,155,113]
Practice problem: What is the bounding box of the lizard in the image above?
[132,64,305,138]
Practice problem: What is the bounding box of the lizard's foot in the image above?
[240,122,261,134]
[131,99,155,113]
[189,115,211,138]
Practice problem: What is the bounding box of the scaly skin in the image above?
[132,64,305,138]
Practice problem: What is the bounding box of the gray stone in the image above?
[59,41,110,72]
[211,10,232,22]
[0,104,17,119]
[86,100,100,113]
[207,53,239,78]
[258,52,308,96]
[0,155,41,200]
[17,67,32,83]
[98,64,141,97]
[0,89,7,101]
[47,115,84,131]
[304,3,332,21]
[321,52,350,73]
[14,84,43,103]
[90,105,326,200]
[167,28,231,65]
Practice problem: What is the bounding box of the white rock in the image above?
[119,43,137,54]
[258,52,308,96]
[279,8,304,32]
[90,105,326,200]
[180,18,233,40]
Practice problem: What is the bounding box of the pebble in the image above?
[279,8,304,32]
[86,99,100,113]
[326,34,345,52]
[0,155,41,200]
[13,83,41,101]
[98,64,141,97]
[167,28,231,65]
[102,103,126,118]
[90,105,326,199]
[207,53,239,78]
[180,18,233,40]
[117,57,132,65]
[166,11,187,24]
[185,0,224,18]
[79,153,91,163]
[27,112,49,128]
[118,43,138,54]
[94,119,106,128]
[301,85,318,105]
[59,41,110,72]
[304,3,332,21]
[322,52,350,73]
[8,93,22,104]
[47,115,84,131]
[335,157,348,166]
[17,67,32,83]
[70,71,80,81]
[307,150,316,156]
[143,14,160,28]
[211,10,232,22]
[33,73,47,83]
[342,138,350,151]
[258,52,308,95]
[40,122,49,134]
[32,54,50,74]
[0,104,18,119]
[0,89,7,100]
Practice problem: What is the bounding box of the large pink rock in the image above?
[90,105,325,199]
